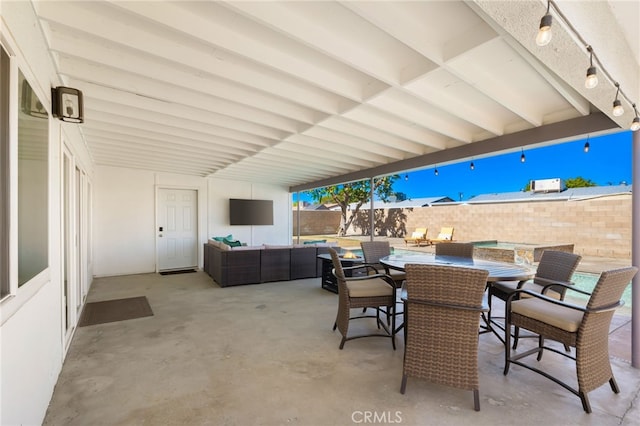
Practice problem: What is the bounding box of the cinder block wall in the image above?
[399,196,631,258]
[293,210,342,235]
[295,195,632,259]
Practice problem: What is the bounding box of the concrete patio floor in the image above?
[44,270,639,426]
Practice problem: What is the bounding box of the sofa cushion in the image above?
[264,244,293,249]
[231,245,264,250]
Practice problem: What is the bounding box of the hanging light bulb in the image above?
[470,161,475,171]
[631,105,640,132]
[585,47,598,89]
[520,149,526,163]
[612,83,624,116]
[434,166,439,176]
[404,174,409,181]
[535,2,553,46]
[583,135,590,153]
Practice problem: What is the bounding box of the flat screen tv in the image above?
[229,198,274,225]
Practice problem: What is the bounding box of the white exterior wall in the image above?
[208,177,292,246]
[93,166,211,276]
[1,3,93,424]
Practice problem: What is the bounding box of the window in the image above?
[17,70,49,286]
[1,45,9,297]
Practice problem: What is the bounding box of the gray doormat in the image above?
[159,269,196,275]
[79,296,153,327]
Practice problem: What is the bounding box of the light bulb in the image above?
[612,99,624,117]
[520,151,526,163]
[536,14,553,46]
[470,162,475,170]
[583,142,590,153]
[434,168,439,176]
[631,117,640,132]
[585,67,598,89]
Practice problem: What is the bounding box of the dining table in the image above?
[379,253,536,341]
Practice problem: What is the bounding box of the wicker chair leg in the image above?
[333,321,337,331]
[400,375,407,394]
[512,326,520,349]
[579,392,592,414]
[339,336,347,350]
[504,325,512,375]
[473,389,480,411]
[609,377,620,394]
[536,336,545,361]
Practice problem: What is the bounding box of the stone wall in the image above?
[294,194,632,259]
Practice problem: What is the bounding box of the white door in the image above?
[157,189,198,271]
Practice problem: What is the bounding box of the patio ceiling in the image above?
[31,0,639,189]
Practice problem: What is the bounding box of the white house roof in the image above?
[350,197,454,210]
[467,184,632,203]
[11,0,639,188]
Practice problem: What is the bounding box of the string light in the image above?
[612,83,624,116]
[631,104,640,132]
[434,166,439,176]
[585,46,598,89]
[520,148,526,163]
[534,0,638,131]
[583,135,590,153]
[535,1,553,46]
[470,161,475,171]
[404,174,409,181]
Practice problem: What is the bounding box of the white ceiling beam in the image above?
[105,1,368,100]
[57,55,302,134]
[71,81,288,141]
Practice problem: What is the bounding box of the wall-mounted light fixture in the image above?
[52,86,84,123]
[534,0,638,131]
[21,82,48,119]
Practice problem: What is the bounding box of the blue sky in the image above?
[298,130,633,202]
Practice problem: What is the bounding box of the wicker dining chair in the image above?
[360,241,406,287]
[329,248,397,350]
[400,264,489,411]
[489,250,581,347]
[435,242,474,258]
[504,266,638,413]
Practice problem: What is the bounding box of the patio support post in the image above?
[295,191,301,245]
[370,177,374,241]
[633,130,640,368]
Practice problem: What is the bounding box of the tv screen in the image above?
[229,199,274,225]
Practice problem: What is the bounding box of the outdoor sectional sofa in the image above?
[203,240,339,287]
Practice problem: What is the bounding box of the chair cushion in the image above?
[347,278,392,298]
[511,298,584,332]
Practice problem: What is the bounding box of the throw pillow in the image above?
[213,234,233,242]
[223,238,242,247]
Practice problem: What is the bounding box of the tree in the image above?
[564,176,596,188]
[306,176,400,236]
